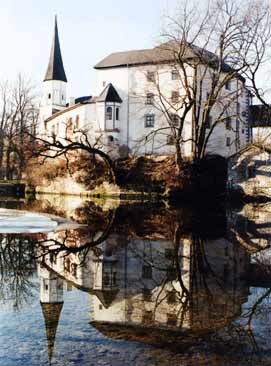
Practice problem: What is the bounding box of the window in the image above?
[146,93,154,105]
[48,93,51,99]
[103,272,110,286]
[142,310,153,324]
[236,119,240,132]
[106,106,113,120]
[116,107,120,120]
[107,135,114,143]
[226,137,231,146]
[170,114,180,127]
[75,115,79,129]
[171,91,179,103]
[147,71,155,82]
[62,94,64,101]
[226,117,232,130]
[142,288,152,302]
[165,248,174,260]
[206,115,212,129]
[167,290,176,304]
[167,267,176,281]
[167,135,175,145]
[113,272,117,285]
[171,69,179,80]
[237,103,240,114]
[145,114,155,127]
[49,252,55,263]
[142,264,152,279]
[247,165,256,178]
[167,314,177,326]
[65,258,71,272]
[225,80,231,90]
[71,263,77,278]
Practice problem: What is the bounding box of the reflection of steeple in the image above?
[41,302,63,365]
[39,264,64,365]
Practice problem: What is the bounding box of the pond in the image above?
[0,195,271,365]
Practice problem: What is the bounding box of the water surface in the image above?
[0,195,271,365]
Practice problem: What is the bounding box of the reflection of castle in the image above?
[38,232,251,350]
[90,237,250,336]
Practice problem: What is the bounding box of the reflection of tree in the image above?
[0,234,37,309]
[36,202,116,267]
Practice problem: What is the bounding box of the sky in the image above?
[0,0,180,98]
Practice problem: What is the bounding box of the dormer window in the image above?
[106,106,113,120]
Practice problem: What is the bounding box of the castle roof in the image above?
[44,16,67,82]
[94,42,245,81]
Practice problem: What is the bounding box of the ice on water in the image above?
[0,208,59,233]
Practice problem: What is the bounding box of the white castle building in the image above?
[39,18,252,159]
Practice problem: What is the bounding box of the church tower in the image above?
[40,16,67,132]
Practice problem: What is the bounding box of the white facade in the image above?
[40,45,252,159]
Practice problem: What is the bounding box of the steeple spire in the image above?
[44,15,67,82]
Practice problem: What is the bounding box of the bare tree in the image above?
[134,0,271,170]
[28,123,116,185]
[0,74,38,180]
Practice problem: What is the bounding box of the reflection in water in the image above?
[1,199,271,364]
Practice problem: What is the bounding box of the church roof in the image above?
[96,83,122,103]
[44,16,67,82]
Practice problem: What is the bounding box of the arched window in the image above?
[106,106,112,120]
[116,107,120,121]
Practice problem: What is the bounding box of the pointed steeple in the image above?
[44,16,67,82]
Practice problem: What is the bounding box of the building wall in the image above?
[41,61,251,159]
